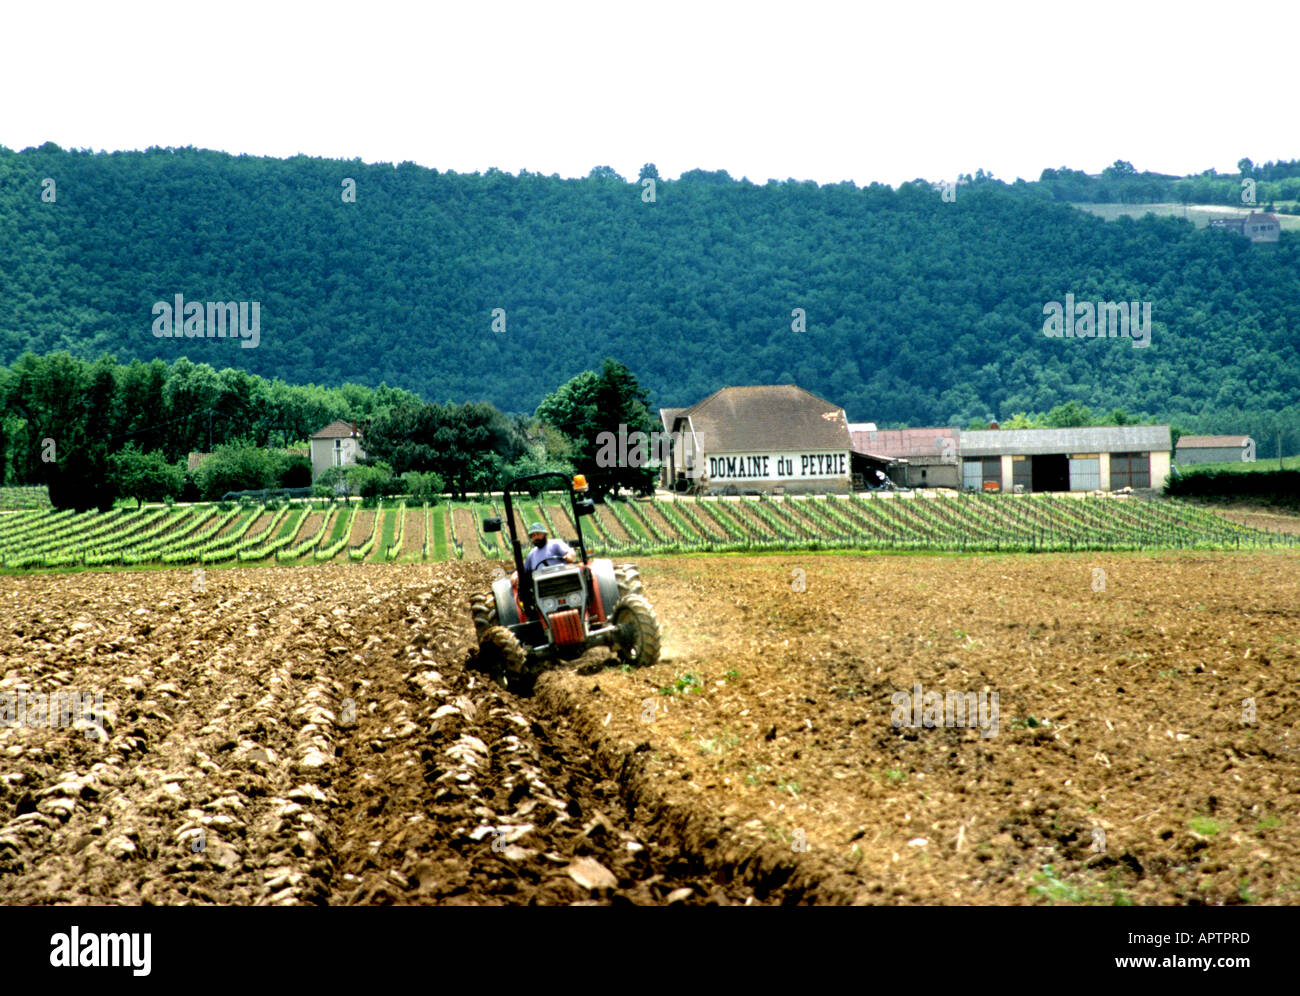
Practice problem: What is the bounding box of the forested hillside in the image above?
[2,144,1297,449]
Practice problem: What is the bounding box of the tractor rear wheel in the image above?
[475,624,527,689]
[612,592,661,668]
[469,593,496,639]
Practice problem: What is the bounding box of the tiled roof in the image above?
[669,385,852,453]
[310,420,362,440]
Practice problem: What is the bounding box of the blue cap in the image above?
[527,521,547,534]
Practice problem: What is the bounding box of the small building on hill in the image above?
[1175,435,1255,466]
[1208,212,1281,242]
[310,420,366,482]
[661,385,856,495]
[957,425,1172,493]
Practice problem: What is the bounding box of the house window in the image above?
[333,439,343,467]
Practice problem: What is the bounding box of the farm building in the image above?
[660,385,859,495]
[849,426,960,488]
[957,425,1172,493]
[309,420,366,482]
[1208,212,1281,243]
[1175,435,1255,466]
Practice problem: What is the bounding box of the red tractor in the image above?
[468,472,661,690]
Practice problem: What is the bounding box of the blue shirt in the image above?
[524,538,572,572]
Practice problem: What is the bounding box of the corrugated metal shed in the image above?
[851,427,958,461]
[959,425,1171,456]
[1177,435,1249,448]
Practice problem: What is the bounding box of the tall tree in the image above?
[536,360,657,495]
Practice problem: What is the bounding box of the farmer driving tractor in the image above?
[512,521,576,616]
[521,520,575,579]
[468,472,662,687]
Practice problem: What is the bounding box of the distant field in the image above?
[1074,202,1300,231]
[1,493,1297,571]
[0,486,51,510]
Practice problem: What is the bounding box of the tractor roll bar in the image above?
[483,472,595,579]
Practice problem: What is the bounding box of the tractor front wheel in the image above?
[612,593,661,668]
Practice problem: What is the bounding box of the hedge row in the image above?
[1165,467,1300,504]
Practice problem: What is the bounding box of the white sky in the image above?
[2,0,1293,186]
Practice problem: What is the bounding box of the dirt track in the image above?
[2,551,1298,905]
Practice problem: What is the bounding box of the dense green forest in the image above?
[1025,157,1300,208]
[2,144,1297,455]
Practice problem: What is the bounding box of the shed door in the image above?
[1068,455,1100,491]
[1012,456,1032,492]
[1111,452,1150,488]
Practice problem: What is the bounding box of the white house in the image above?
[309,420,367,482]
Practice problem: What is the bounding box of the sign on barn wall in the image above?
[706,451,849,481]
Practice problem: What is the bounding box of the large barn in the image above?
[957,425,1173,493]
[660,385,857,495]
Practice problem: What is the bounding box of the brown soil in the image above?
[281,509,313,545]
[215,508,265,542]
[542,505,578,540]
[296,511,324,541]
[548,551,1300,905]
[595,506,632,543]
[3,552,1297,906]
[399,508,425,561]
[281,511,325,561]
[343,510,376,562]
[508,507,532,539]
[725,500,776,539]
[673,500,725,541]
[640,503,680,540]
[1188,502,1300,536]
[452,508,483,561]
[0,565,816,906]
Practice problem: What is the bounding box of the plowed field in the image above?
[2,551,1297,905]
